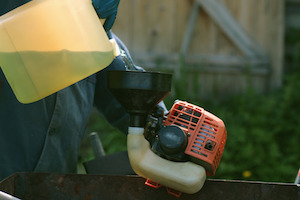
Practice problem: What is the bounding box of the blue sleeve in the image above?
[0,0,31,16]
[93,32,132,134]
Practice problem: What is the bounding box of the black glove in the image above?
[92,0,120,32]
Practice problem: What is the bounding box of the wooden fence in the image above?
[112,0,285,99]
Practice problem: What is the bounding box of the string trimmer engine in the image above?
[108,70,226,196]
[146,100,227,177]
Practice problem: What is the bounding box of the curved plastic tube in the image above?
[127,127,206,194]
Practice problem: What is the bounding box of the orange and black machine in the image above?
[151,100,226,176]
[108,70,227,197]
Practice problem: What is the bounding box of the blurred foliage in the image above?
[78,29,300,183]
[163,66,300,183]
[199,74,300,183]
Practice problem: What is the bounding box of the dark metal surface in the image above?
[83,151,135,175]
[0,173,299,200]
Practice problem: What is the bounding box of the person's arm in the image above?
[93,57,129,134]
[93,32,130,134]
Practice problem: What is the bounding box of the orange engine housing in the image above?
[164,100,227,176]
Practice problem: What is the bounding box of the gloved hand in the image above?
[92,0,120,32]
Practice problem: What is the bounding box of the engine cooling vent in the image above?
[164,100,226,176]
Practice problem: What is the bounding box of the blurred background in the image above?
[79,0,300,183]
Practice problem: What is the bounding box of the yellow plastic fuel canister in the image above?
[0,0,119,103]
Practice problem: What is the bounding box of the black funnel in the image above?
[108,70,172,127]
